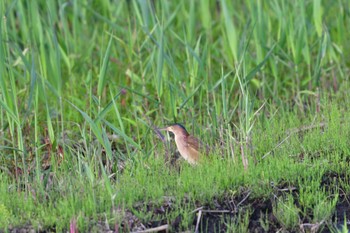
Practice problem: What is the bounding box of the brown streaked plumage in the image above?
[160,124,208,165]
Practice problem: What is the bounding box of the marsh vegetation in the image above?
[0,0,350,232]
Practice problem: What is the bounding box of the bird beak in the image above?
[153,126,166,142]
[159,127,169,131]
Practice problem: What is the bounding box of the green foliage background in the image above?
[0,0,349,231]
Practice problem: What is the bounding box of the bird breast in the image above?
[174,135,199,165]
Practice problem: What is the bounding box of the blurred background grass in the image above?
[1,0,349,159]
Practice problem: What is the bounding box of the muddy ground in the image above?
[4,173,350,233]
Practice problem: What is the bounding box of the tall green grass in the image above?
[1,0,350,231]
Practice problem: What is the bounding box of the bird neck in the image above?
[174,132,188,141]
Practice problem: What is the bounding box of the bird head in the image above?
[161,124,189,136]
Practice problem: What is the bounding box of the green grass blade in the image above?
[244,43,276,85]
[313,0,323,37]
[98,34,113,96]
[103,120,141,151]
[221,0,238,63]
[94,90,123,124]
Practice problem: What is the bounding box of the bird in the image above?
[160,124,209,165]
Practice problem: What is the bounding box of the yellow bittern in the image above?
[160,124,208,165]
